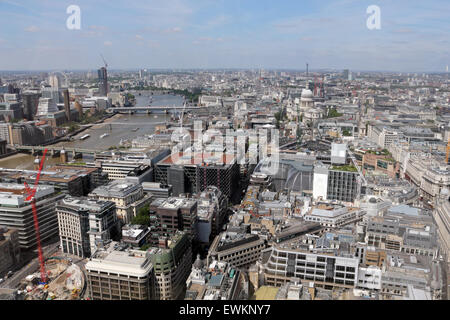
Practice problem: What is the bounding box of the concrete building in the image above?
[365,212,438,258]
[152,197,198,241]
[262,243,359,290]
[0,122,11,144]
[364,177,418,205]
[141,182,172,198]
[327,165,359,203]
[97,159,152,181]
[89,180,152,225]
[155,152,239,201]
[36,97,59,117]
[196,186,228,244]
[0,165,101,197]
[8,122,53,146]
[21,92,40,121]
[185,256,245,300]
[0,101,23,120]
[0,227,21,277]
[86,242,154,300]
[0,139,7,156]
[357,266,382,290]
[149,231,192,300]
[0,183,65,250]
[97,67,108,97]
[434,190,450,263]
[57,197,119,258]
[380,253,434,298]
[122,224,150,248]
[360,197,392,218]
[304,203,363,228]
[207,231,266,268]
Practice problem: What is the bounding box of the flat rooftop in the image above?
[159,197,197,209]
[90,180,140,197]
[86,242,152,277]
[159,152,235,166]
[252,286,279,300]
[0,183,55,205]
[59,196,113,212]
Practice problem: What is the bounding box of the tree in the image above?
[327,108,342,118]
[131,205,150,226]
[274,110,281,129]
[140,244,152,251]
[342,129,352,136]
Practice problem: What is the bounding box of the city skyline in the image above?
[0,0,448,72]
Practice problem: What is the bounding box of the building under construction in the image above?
[155,152,240,203]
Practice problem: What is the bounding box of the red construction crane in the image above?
[24,148,49,284]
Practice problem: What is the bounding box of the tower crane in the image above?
[100,54,108,68]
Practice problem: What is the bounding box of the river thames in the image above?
[0,93,184,169]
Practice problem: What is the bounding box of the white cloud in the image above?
[103,41,113,46]
[24,25,39,32]
[164,27,182,34]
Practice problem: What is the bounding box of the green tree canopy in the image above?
[131,205,150,226]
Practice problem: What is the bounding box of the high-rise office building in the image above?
[36,97,59,117]
[327,168,359,203]
[86,241,154,300]
[63,89,71,122]
[343,69,349,80]
[0,183,65,250]
[150,197,198,241]
[98,67,108,96]
[262,244,359,289]
[48,74,60,89]
[41,87,61,104]
[57,197,119,258]
[22,92,40,121]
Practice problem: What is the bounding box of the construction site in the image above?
[18,257,85,300]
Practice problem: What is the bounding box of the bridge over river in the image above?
[13,145,98,159]
[107,105,206,114]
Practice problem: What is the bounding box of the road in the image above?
[0,242,60,289]
[440,254,449,300]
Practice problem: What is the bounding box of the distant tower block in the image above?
[63,89,71,122]
[34,156,40,170]
[60,149,68,163]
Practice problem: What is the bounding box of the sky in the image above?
[0,0,448,72]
